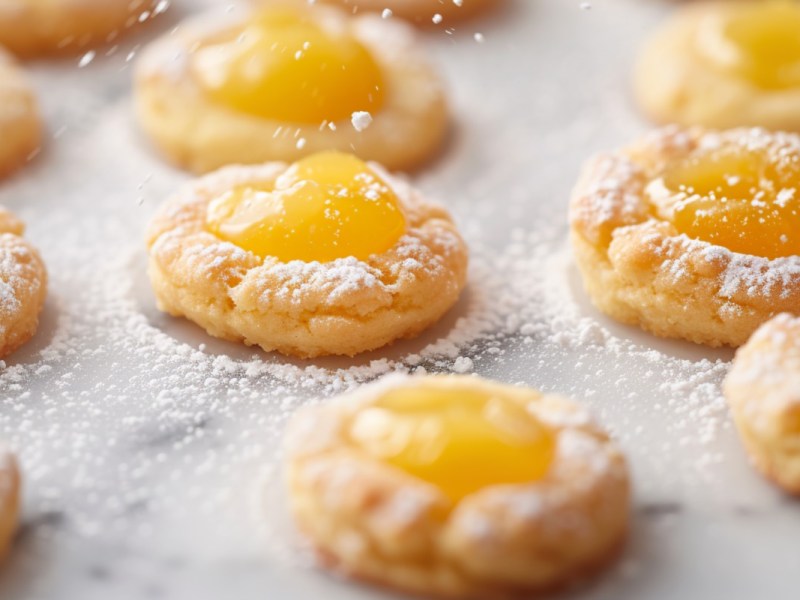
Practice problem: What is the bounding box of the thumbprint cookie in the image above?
[285,375,630,598]
[725,313,800,494]
[145,152,468,358]
[134,4,448,173]
[635,0,800,131]
[571,126,800,347]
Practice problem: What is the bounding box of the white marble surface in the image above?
[0,1,799,599]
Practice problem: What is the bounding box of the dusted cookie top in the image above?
[146,154,468,358]
[571,126,800,347]
[285,374,630,598]
[0,206,47,359]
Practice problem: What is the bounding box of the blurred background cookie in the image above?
[0,0,166,57]
[0,50,40,179]
[135,3,449,173]
[634,0,800,130]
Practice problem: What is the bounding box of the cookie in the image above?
[145,152,468,358]
[634,0,800,131]
[285,375,630,597]
[134,4,448,173]
[570,126,800,347]
[0,207,47,358]
[0,0,165,57]
[725,313,800,494]
[0,447,19,563]
[0,49,41,179]
[300,0,494,25]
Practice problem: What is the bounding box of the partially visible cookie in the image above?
[724,313,800,494]
[299,0,495,24]
[634,0,800,131]
[0,49,40,179]
[0,207,47,359]
[0,0,164,57]
[0,447,19,563]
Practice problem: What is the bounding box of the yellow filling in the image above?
[192,8,385,123]
[206,152,406,262]
[707,0,800,90]
[349,384,555,503]
[657,145,800,259]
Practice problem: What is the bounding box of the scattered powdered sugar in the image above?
[452,356,474,373]
[0,201,735,559]
[0,2,757,591]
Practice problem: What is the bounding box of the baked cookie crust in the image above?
[570,126,800,348]
[302,0,494,24]
[724,313,800,495]
[634,1,800,131]
[0,207,47,359]
[284,375,630,598]
[134,6,449,174]
[0,0,163,57]
[145,162,468,358]
[0,447,19,563]
[0,49,41,179]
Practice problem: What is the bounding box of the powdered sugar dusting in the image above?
[0,1,776,596]
[579,126,800,305]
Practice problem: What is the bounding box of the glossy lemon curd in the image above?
[206,152,406,263]
[709,0,800,90]
[192,8,385,123]
[349,385,556,503]
[657,146,800,259]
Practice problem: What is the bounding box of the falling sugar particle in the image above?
[351,111,373,132]
[432,13,443,24]
[474,32,485,43]
[78,51,96,68]
[454,0,463,6]
[296,138,307,149]
[580,2,592,9]
[381,8,392,19]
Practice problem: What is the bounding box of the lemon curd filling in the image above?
[348,385,556,503]
[653,145,800,259]
[206,152,406,263]
[192,8,385,123]
[701,0,800,90]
